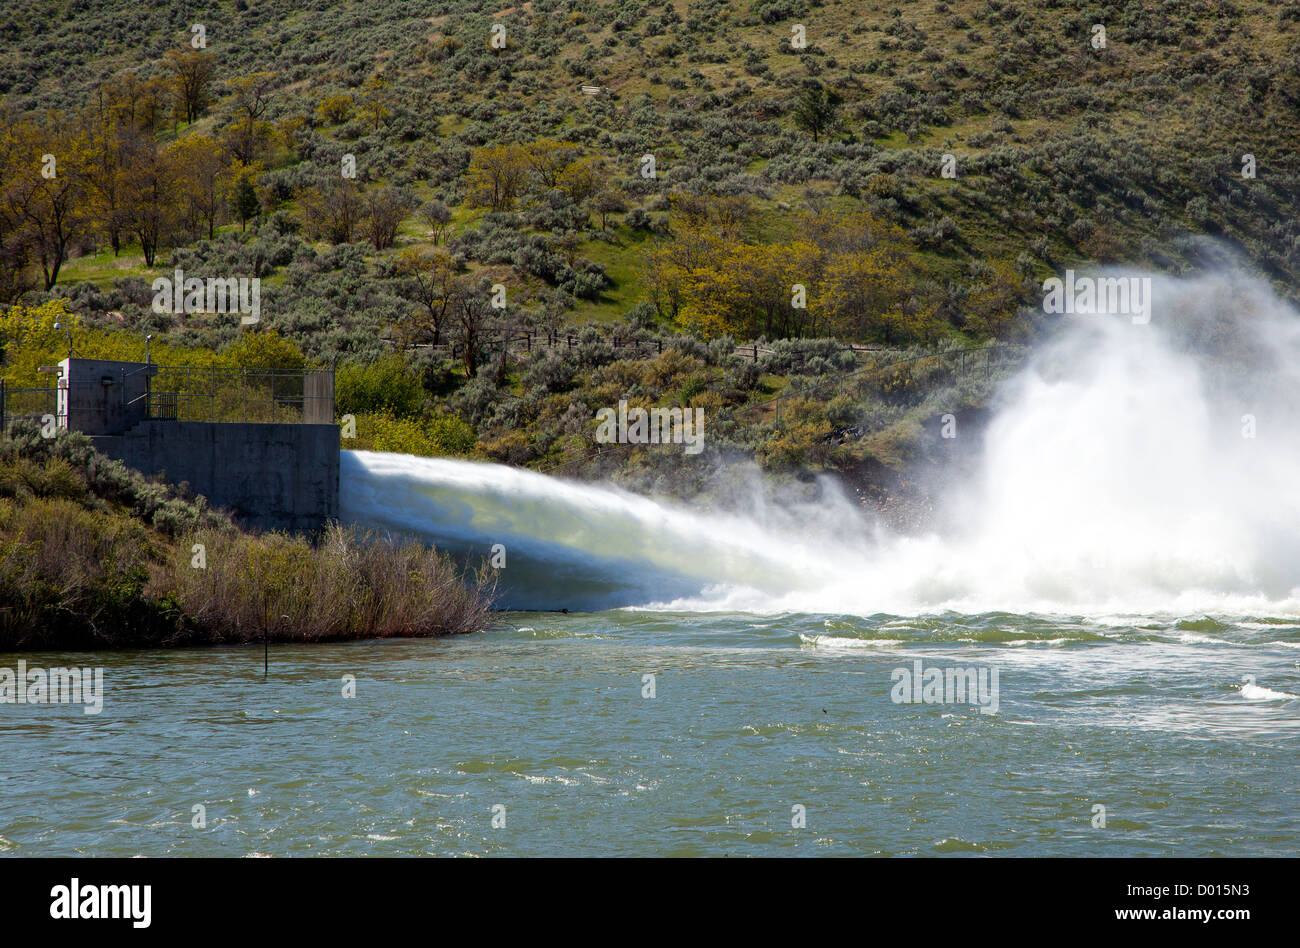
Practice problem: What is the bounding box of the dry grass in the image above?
[155,523,497,644]
[0,496,161,649]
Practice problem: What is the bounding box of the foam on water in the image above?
[342,266,1300,617]
[1241,682,1300,702]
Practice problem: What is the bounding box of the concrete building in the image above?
[52,357,338,533]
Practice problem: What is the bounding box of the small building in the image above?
[34,357,339,533]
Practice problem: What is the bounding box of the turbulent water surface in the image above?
[0,612,1296,856]
[3,267,1299,856]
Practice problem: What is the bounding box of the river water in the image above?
[1,609,1296,856]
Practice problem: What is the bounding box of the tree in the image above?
[465,144,529,211]
[136,76,172,135]
[0,299,79,377]
[165,49,216,124]
[551,232,581,266]
[672,192,749,241]
[819,244,911,342]
[394,247,458,346]
[83,89,135,255]
[791,80,842,143]
[451,278,494,377]
[275,115,309,158]
[643,197,915,342]
[726,241,823,338]
[97,72,144,132]
[642,203,738,323]
[357,77,391,132]
[364,186,416,250]
[0,110,34,298]
[589,186,626,231]
[316,93,353,125]
[229,166,260,232]
[336,353,424,417]
[169,133,229,239]
[224,73,276,164]
[419,199,452,244]
[122,134,178,265]
[225,329,305,370]
[12,119,91,289]
[300,178,362,243]
[556,154,604,208]
[963,259,1026,338]
[523,139,582,189]
[641,194,751,324]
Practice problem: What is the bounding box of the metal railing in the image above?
[138,366,334,425]
[0,380,57,430]
[0,366,335,432]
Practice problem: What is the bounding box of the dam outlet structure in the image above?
[3,357,339,533]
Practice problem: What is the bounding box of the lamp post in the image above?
[53,321,72,360]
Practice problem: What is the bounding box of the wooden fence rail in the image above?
[386,329,900,364]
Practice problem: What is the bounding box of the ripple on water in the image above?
[1,609,1297,856]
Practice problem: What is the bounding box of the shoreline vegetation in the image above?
[0,421,496,652]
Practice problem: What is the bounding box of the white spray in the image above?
[342,267,1300,617]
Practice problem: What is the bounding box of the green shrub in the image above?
[336,354,425,418]
[351,411,478,457]
[224,329,306,370]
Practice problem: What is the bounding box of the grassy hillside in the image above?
[3,0,1299,497]
[5,0,1294,292]
[6,1,1300,318]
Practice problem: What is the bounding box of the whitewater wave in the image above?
[1241,681,1300,702]
[342,266,1300,617]
[799,634,906,649]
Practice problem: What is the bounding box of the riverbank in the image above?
[0,422,495,651]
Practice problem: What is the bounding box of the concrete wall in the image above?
[92,422,339,533]
[56,357,153,435]
[55,357,339,533]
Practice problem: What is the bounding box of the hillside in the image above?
[2,0,1299,495]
